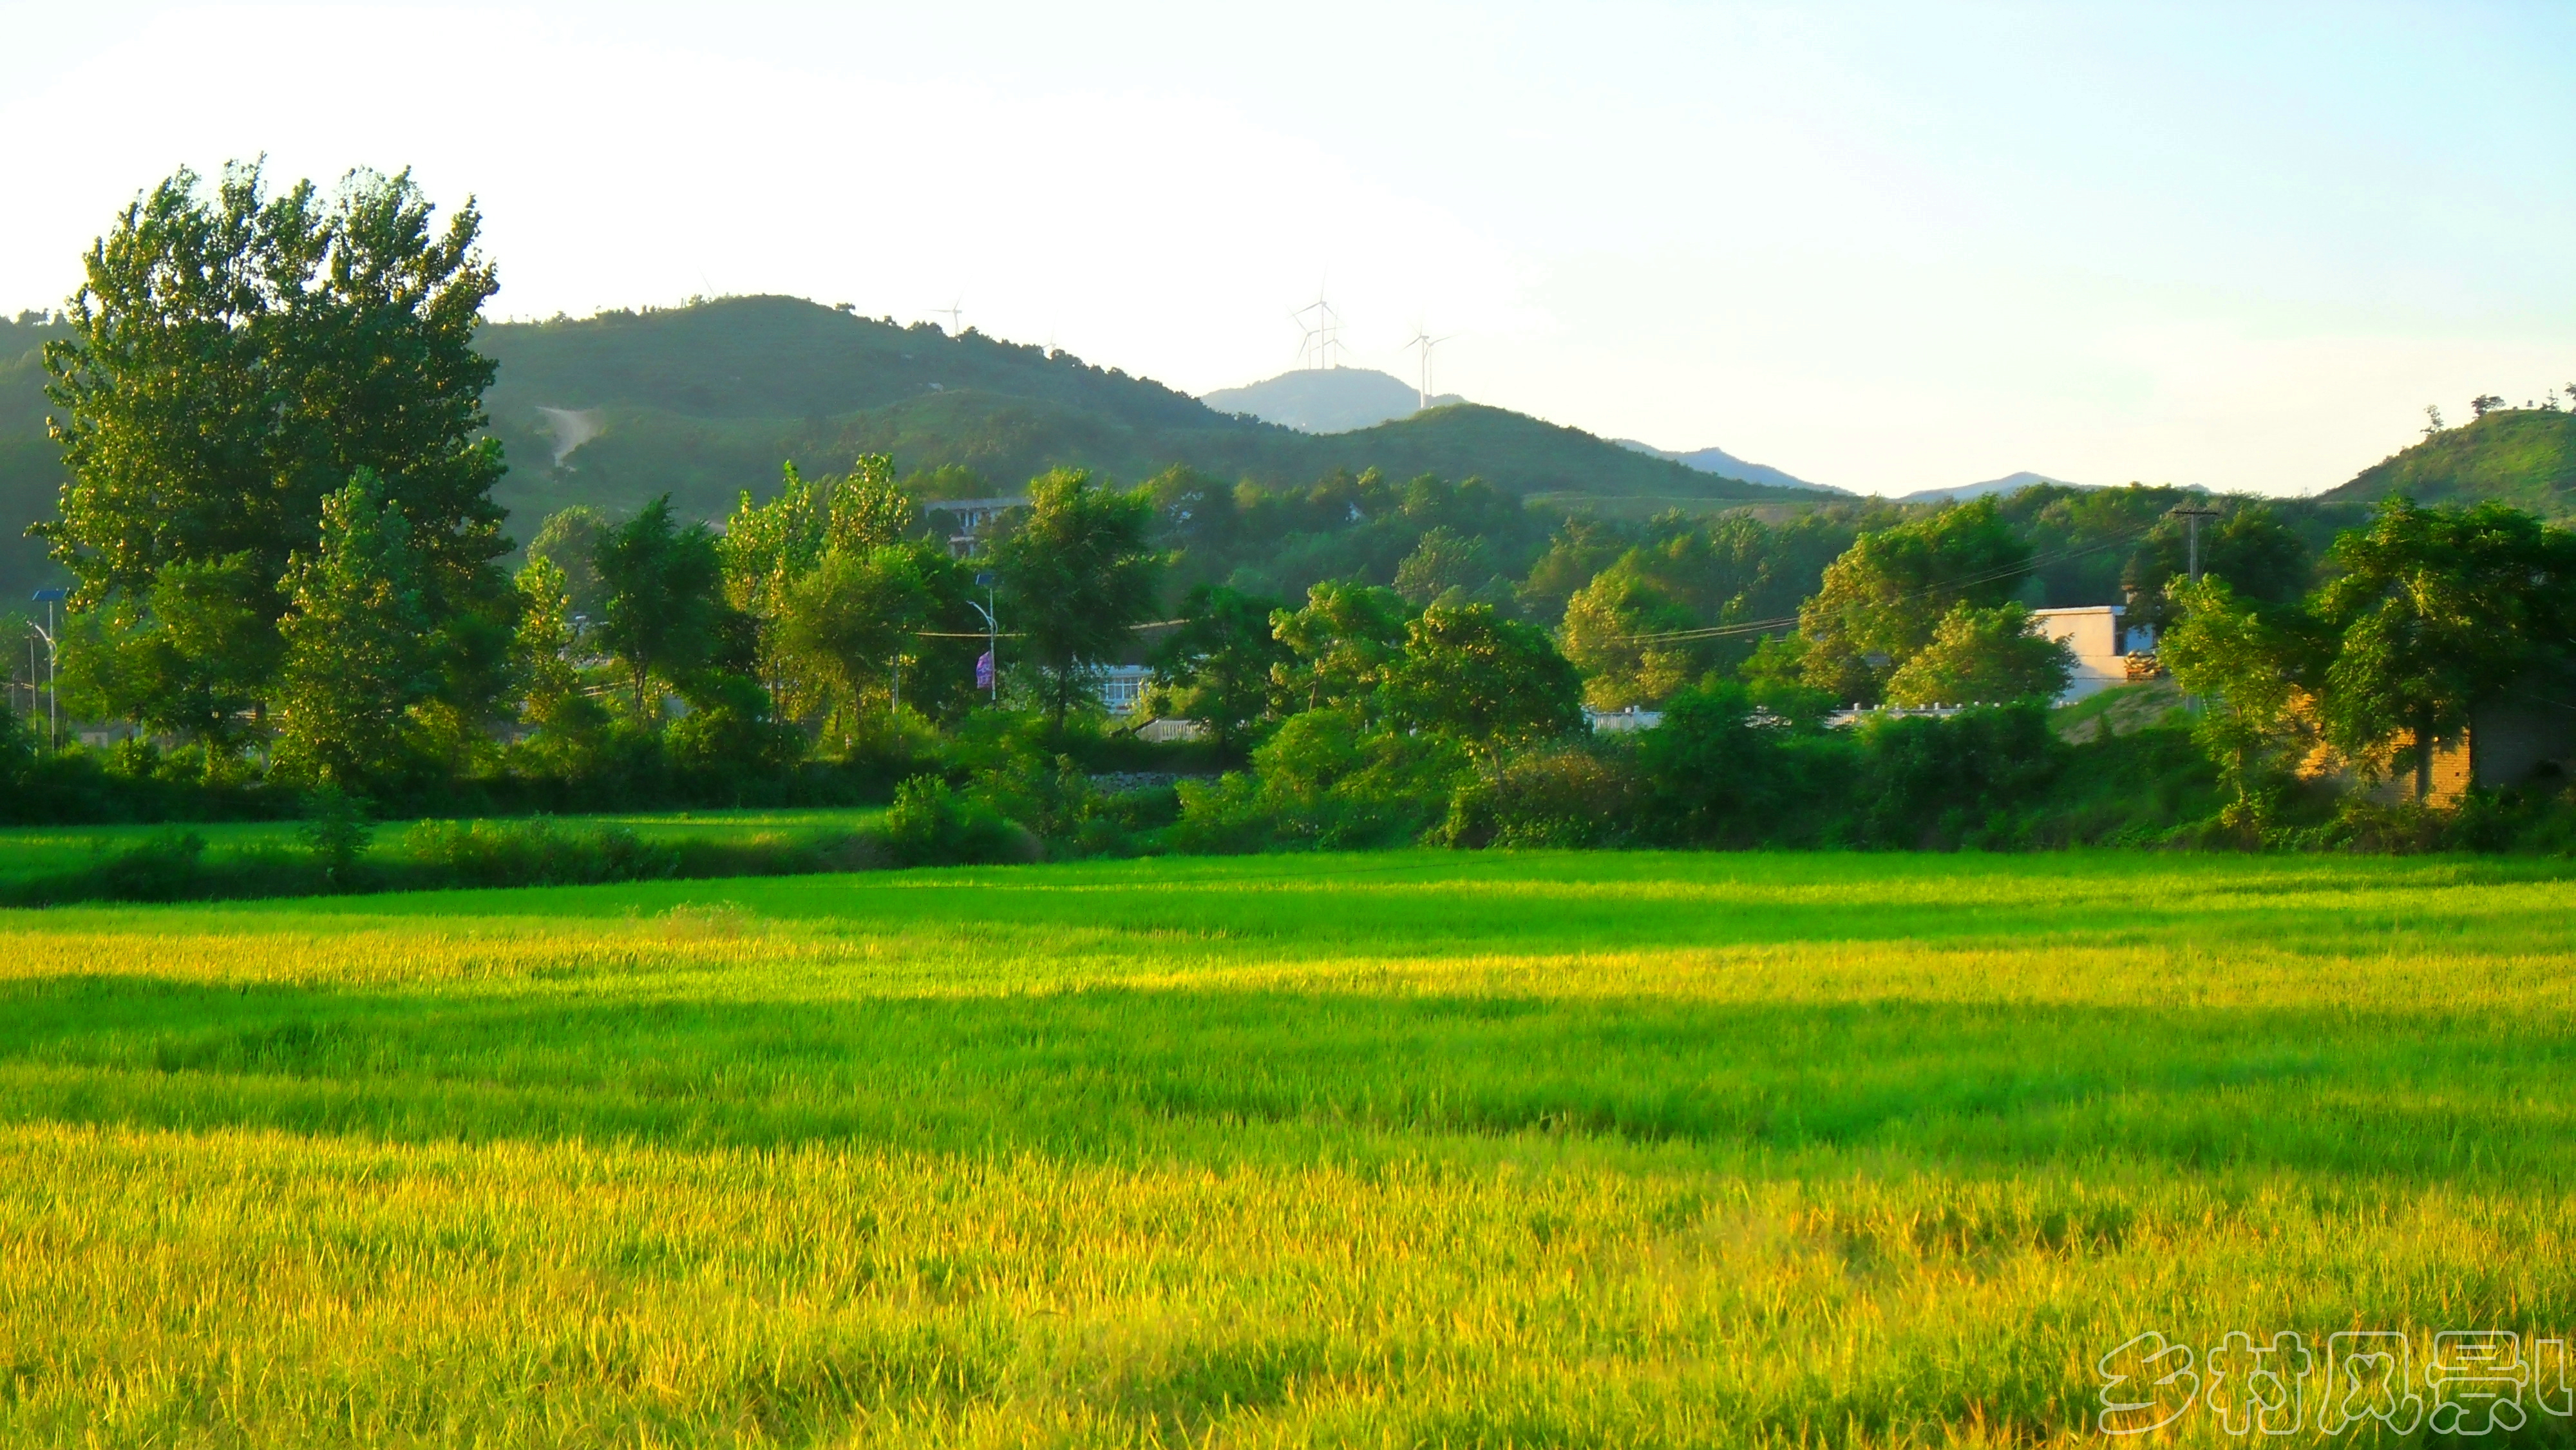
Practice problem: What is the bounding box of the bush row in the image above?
[0,817,887,907]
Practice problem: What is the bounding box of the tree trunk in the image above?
[2415,709,2435,801]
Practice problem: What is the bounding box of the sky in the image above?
[1,1,2569,497]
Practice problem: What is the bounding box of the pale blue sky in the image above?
[1,1,2568,494]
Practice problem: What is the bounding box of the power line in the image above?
[909,617,1190,641]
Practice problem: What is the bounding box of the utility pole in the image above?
[2168,505,2221,583]
[30,588,63,750]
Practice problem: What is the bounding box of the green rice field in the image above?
[5,848,2575,1445]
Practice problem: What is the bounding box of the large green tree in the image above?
[721,455,918,721]
[507,554,607,775]
[1392,526,1494,607]
[270,473,437,787]
[2160,576,2327,834]
[1147,585,1290,751]
[1797,499,2031,704]
[990,469,1164,730]
[2117,503,2313,630]
[593,496,726,718]
[2311,496,2576,797]
[1880,602,2074,707]
[1270,581,1410,717]
[1557,569,1703,710]
[777,545,937,743]
[32,162,507,747]
[1385,602,1585,757]
[36,162,507,730]
[524,505,611,619]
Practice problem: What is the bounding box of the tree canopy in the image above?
[2311,497,2576,795]
[990,469,1164,730]
[593,496,726,717]
[1797,498,2032,704]
[32,161,509,771]
[39,162,504,613]
[1881,603,2074,708]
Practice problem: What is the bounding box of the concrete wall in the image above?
[2030,606,2130,703]
[2470,702,2576,790]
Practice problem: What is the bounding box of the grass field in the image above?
[4,849,2575,1445]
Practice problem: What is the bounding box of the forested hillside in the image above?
[0,297,1794,606]
[0,314,73,605]
[2322,407,2576,517]
[478,296,1795,530]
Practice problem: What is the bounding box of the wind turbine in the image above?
[1290,290,1343,370]
[1403,328,1454,410]
[933,297,965,335]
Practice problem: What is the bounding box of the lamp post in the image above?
[967,571,999,703]
[29,588,64,751]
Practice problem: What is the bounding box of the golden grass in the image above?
[1,849,2571,1445]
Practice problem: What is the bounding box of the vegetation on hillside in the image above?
[0,312,73,602]
[475,295,1800,531]
[2324,404,2576,516]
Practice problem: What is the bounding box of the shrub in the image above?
[91,829,210,901]
[878,775,1036,867]
[1846,704,2064,849]
[402,818,679,887]
[1439,743,1642,849]
[668,672,799,787]
[1173,710,1464,852]
[1170,773,1279,855]
[1635,681,1832,847]
[5,829,222,906]
[299,786,374,889]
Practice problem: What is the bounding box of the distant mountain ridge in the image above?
[1200,367,1462,433]
[1614,439,1838,493]
[1895,471,2088,504]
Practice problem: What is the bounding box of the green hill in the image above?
[2320,408,2576,517]
[0,296,1797,607]
[0,314,73,608]
[480,296,1796,526]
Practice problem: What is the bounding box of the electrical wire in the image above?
[909,617,1188,640]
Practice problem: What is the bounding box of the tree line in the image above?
[12,161,2576,855]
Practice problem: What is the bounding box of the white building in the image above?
[1097,663,1154,715]
[2030,606,2155,703]
[1586,706,1664,733]
[925,496,1029,557]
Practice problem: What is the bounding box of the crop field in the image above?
[4,849,2575,1445]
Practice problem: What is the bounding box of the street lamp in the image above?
[967,572,999,702]
[28,588,64,751]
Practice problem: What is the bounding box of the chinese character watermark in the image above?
[2098,1331,2571,1436]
